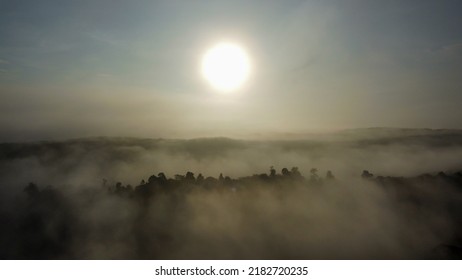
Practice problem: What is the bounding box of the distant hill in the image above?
[1,128,461,190]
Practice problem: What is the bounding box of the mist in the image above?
[0,128,461,259]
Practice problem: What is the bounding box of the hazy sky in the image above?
[1,0,462,141]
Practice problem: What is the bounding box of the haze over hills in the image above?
[1,128,462,187]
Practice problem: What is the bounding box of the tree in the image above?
[270,166,276,177]
[361,170,374,179]
[185,171,195,181]
[148,174,158,183]
[326,170,335,180]
[310,168,319,182]
[291,167,301,177]
[158,172,167,181]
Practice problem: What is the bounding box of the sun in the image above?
[201,42,251,92]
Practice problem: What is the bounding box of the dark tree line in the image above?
[101,167,462,199]
[106,166,339,198]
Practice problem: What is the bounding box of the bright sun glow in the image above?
[201,42,251,92]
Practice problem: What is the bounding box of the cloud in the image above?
[422,42,462,61]
[437,42,462,54]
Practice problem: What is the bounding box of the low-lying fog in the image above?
[0,128,461,259]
